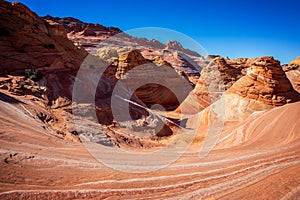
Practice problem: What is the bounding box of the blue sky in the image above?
[11,0,300,64]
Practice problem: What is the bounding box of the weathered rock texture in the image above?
[224,56,300,120]
[1,1,300,198]
[42,16,205,86]
[0,1,87,74]
[283,56,300,93]
[0,1,176,148]
[1,85,300,199]
[97,47,192,111]
[177,56,249,114]
[43,15,122,52]
[177,56,300,117]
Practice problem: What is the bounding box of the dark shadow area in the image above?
[165,117,190,129]
[132,84,181,111]
[0,91,23,104]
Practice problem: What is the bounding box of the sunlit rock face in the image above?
[223,56,300,121]
[283,56,300,93]
[43,16,206,87]
[176,56,249,114]
[1,1,300,198]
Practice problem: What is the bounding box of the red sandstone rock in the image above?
[0,1,176,147]
[177,56,249,114]
[283,56,300,93]
[0,1,300,199]
[0,1,87,74]
[223,56,300,120]
[43,16,204,86]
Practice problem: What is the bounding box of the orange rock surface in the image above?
[224,56,300,120]
[0,90,299,199]
[0,1,299,199]
[0,1,87,74]
[284,56,300,93]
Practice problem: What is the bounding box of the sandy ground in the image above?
[0,93,299,199]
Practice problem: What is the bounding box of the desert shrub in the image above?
[25,69,43,82]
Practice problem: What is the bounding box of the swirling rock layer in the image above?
[0,1,300,199]
[177,56,249,114]
[224,56,300,120]
[0,93,299,199]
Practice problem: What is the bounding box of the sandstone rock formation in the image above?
[43,15,122,52]
[45,16,201,58]
[43,16,204,86]
[142,49,203,85]
[43,15,121,37]
[217,101,300,149]
[0,0,89,109]
[97,47,192,111]
[283,56,300,93]
[0,1,87,74]
[224,56,300,121]
[1,87,300,199]
[1,1,300,199]
[0,1,177,148]
[176,56,249,114]
[176,56,300,118]
[165,41,200,57]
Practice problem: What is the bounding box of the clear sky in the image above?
[11,0,300,64]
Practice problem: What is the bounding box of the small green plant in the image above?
[25,69,43,82]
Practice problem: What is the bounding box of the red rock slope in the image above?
[0,91,299,199]
[0,1,87,74]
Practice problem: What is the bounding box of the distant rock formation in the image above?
[43,16,204,85]
[165,41,200,57]
[45,15,201,57]
[43,15,122,52]
[43,15,122,37]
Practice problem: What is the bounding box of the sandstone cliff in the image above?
[0,1,87,74]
